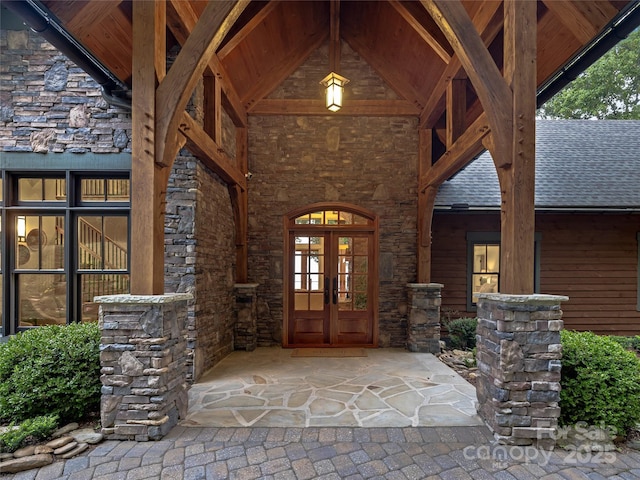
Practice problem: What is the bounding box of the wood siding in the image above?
[432,213,640,336]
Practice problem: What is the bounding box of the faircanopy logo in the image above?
[462,422,618,467]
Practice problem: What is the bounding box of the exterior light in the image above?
[320,72,349,112]
[17,216,26,242]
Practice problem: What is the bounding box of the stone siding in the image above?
[248,43,417,347]
[165,154,236,382]
[0,29,131,153]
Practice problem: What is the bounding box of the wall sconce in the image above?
[17,215,26,242]
[320,72,349,112]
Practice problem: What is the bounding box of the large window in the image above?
[466,232,541,311]
[1,168,130,335]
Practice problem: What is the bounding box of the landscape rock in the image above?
[53,441,78,455]
[0,454,53,474]
[52,423,80,438]
[34,445,54,454]
[71,428,104,444]
[13,445,37,458]
[61,443,89,459]
[46,436,74,449]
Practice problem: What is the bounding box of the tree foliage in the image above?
[538,29,640,119]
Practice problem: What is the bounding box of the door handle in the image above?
[324,277,330,305]
[333,277,338,305]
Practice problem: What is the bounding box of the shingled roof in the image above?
[435,120,640,211]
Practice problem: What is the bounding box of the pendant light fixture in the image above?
[321,0,348,112]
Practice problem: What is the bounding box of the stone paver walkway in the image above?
[183,348,483,428]
[6,426,640,479]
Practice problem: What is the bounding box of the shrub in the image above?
[560,330,640,436]
[609,335,640,353]
[0,323,101,424]
[446,317,478,350]
[0,414,59,453]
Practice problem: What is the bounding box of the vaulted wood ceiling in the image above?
[37,0,637,130]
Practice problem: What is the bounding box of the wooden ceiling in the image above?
[36,0,635,130]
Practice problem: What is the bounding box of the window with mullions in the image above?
[2,172,130,334]
[466,232,541,311]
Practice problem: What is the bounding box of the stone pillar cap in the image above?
[477,293,569,303]
[234,283,260,288]
[407,283,444,289]
[94,293,193,304]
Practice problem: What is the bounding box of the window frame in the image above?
[0,156,130,336]
[466,232,542,311]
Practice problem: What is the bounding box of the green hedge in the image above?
[560,330,640,435]
[0,323,101,424]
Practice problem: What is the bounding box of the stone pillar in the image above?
[96,293,192,441]
[234,283,259,351]
[475,293,568,449]
[406,283,443,353]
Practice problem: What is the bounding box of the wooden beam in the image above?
[388,0,451,64]
[498,0,537,294]
[203,75,223,145]
[156,0,249,169]
[131,0,167,295]
[249,99,420,116]
[234,127,249,283]
[329,0,341,73]
[542,0,617,44]
[167,0,247,127]
[422,0,512,168]
[421,112,490,189]
[179,112,247,190]
[419,0,502,129]
[418,129,437,283]
[446,78,466,148]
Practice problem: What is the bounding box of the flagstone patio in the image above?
[182,347,485,428]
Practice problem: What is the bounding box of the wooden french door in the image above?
[284,205,378,347]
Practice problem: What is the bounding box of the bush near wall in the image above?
[560,330,640,436]
[0,323,101,424]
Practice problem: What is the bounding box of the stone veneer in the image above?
[0,29,131,153]
[406,284,443,353]
[475,293,568,449]
[248,41,417,347]
[165,154,236,382]
[234,283,259,351]
[96,294,192,441]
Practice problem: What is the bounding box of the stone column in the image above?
[96,293,192,441]
[234,283,259,351]
[475,293,568,449]
[406,283,443,353]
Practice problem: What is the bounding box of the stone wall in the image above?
[0,29,131,153]
[475,294,567,448]
[247,42,418,347]
[165,154,236,382]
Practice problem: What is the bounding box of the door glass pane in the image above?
[81,273,129,322]
[18,274,66,326]
[294,235,324,311]
[338,237,369,312]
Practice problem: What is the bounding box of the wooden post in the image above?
[497,0,536,293]
[417,129,437,283]
[131,0,167,295]
[446,77,466,148]
[234,127,249,283]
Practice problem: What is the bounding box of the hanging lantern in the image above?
[320,72,349,112]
